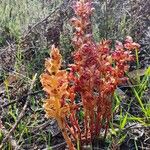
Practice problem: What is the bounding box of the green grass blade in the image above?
[120,114,128,129]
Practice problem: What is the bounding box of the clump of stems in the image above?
[40,0,140,149]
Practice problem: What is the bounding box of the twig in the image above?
[42,141,66,150]
[31,120,51,133]
[2,90,43,108]
[2,99,18,108]
[0,118,19,149]
[0,74,37,149]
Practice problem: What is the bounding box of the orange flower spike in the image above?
[40,45,76,149]
[49,45,62,74]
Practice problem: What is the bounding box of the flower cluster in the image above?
[40,0,140,149]
[40,46,74,149]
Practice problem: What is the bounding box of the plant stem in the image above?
[72,112,81,141]
[57,119,75,150]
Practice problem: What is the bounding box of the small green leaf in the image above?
[118,134,127,144]
[120,114,128,129]
[145,66,150,76]
[9,111,17,122]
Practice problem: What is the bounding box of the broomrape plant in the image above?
[40,0,140,149]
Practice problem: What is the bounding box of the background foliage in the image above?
[0,0,149,149]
